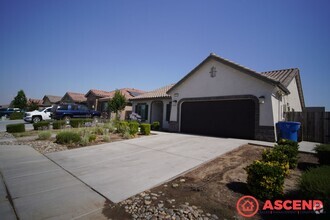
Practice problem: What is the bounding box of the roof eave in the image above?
[130,96,171,101]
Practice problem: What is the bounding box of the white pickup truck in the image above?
[24,107,52,123]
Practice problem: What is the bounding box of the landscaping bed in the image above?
[0,120,154,154]
[102,144,320,220]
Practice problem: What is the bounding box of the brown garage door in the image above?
[181,99,255,139]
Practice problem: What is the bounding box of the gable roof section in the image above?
[85,89,113,98]
[28,98,43,105]
[167,53,290,94]
[261,68,297,87]
[43,95,61,103]
[261,68,305,108]
[62,92,87,103]
[98,88,146,101]
[130,84,174,100]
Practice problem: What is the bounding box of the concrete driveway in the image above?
[47,132,249,203]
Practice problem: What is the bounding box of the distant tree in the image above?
[12,90,27,110]
[108,90,127,120]
[27,101,39,111]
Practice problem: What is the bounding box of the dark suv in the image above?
[0,108,22,117]
[51,103,101,120]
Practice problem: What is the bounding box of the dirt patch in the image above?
[102,144,319,220]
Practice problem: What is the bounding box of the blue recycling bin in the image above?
[277,121,301,142]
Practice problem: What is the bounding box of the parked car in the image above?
[51,103,101,121]
[24,107,52,123]
[0,108,21,118]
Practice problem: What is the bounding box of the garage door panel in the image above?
[181,100,255,139]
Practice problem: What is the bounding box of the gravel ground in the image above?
[0,132,67,154]
[115,185,220,220]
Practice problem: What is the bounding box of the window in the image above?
[101,102,108,112]
[135,104,148,120]
[78,105,88,111]
[166,103,171,122]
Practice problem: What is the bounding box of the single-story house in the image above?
[27,98,43,109]
[96,88,145,120]
[85,89,114,111]
[130,85,174,130]
[130,53,304,141]
[61,92,87,104]
[42,95,61,106]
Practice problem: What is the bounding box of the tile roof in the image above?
[43,95,62,103]
[98,88,146,101]
[85,89,113,98]
[28,98,43,105]
[130,84,174,100]
[260,68,298,87]
[64,92,87,103]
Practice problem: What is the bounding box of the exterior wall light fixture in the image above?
[259,96,265,104]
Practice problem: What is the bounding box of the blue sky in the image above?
[1,0,329,109]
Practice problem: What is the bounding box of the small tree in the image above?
[108,90,127,120]
[27,100,39,111]
[12,90,27,110]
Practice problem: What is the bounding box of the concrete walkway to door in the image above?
[47,132,249,203]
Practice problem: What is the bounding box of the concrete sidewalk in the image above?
[0,145,108,220]
[0,172,16,219]
[248,140,318,153]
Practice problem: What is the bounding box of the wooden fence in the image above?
[286,107,330,143]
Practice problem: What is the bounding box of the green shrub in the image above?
[314,144,330,165]
[70,119,93,128]
[79,136,90,146]
[88,134,97,142]
[274,144,299,168]
[103,135,111,142]
[277,139,298,148]
[299,166,330,207]
[245,160,286,200]
[140,123,151,135]
[123,130,131,139]
[262,149,290,175]
[103,122,116,133]
[38,131,52,140]
[6,123,25,133]
[129,121,139,135]
[53,120,66,129]
[151,121,160,131]
[117,121,129,134]
[92,126,104,135]
[33,121,50,130]
[9,112,24,120]
[56,131,81,144]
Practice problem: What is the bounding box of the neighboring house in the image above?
[97,88,146,120]
[130,84,174,130]
[131,53,304,141]
[27,98,43,109]
[61,92,87,104]
[85,89,113,111]
[42,95,61,106]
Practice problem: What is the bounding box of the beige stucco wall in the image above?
[271,77,303,125]
[132,99,171,129]
[168,59,276,127]
[285,77,303,112]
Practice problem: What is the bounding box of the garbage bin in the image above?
[277,121,301,142]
